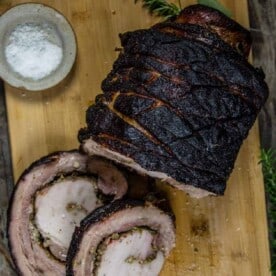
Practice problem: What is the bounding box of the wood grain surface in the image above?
[1,0,271,275]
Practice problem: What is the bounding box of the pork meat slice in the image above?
[66,199,175,276]
[8,150,127,276]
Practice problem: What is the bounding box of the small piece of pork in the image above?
[8,150,127,276]
[66,199,175,276]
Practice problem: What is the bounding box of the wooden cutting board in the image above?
[1,0,271,275]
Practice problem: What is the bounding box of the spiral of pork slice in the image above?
[8,150,127,276]
[66,199,175,276]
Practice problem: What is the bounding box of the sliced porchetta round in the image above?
[66,199,175,276]
[7,150,127,276]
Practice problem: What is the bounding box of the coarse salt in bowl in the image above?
[5,22,63,81]
[0,3,76,91]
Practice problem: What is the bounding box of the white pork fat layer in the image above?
[96,229,164,276]
[82,139,213,198]
[35,177,102,260]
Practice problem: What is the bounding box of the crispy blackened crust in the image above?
[172,4,252,57]
[78,4,269,196]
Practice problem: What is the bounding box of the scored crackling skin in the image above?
[66,199,175,276]
[7,150,127,276]
[79,4,268,198]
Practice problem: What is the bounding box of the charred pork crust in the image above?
[79,6,268,194]
[66,199,175,276]
[78,5,268,196]
[171,4,252,57]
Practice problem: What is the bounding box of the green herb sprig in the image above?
[135,0,181,19]
[260,149,276,274]
[135,0,232,18]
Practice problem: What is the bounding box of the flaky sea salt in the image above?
[5,23,63,81]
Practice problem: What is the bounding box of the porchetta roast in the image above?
[79,5,269,198]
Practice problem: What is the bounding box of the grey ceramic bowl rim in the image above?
[0,3,77,91]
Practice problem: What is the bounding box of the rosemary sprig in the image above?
[134,0,181,19]
[135,0,232,18]
[260,149,276,274]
